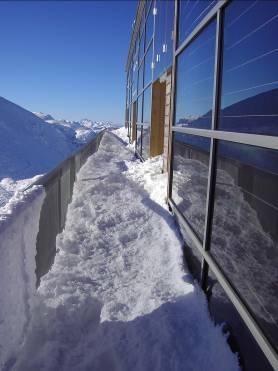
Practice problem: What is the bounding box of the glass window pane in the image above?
[219,1,278,135]
[211,140,278,351]
[175,20,217,129]
[171,133,211,240]
[154,0,174,80]
[142,126,150,159]
[144,43,153,87]
[141,87,152,159]
[207,268,273,371]
[145,3,154,49]
[139,32,145,64]
[132,60,137,97]
[137,94,143,123]
[138,64,144,94]
[162,0,175,72]
[178,0,217,46]
[136,124,142,154]
[143,86,152,124]
[182,228,203,282]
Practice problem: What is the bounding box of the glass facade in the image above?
[178,0,217,46]
[219,1,278,135]
[141,86,152,159]
[126,0,175,158]
[211,141,278,351]
[144,44,153,88]
[168,0,278,369]
[207,268,274,371]
[172,133,210,241]
[175,20,217,129]
[126,0,278,367]
[136,94,143,154]
[145,2,154,49]
[154,0,174,80]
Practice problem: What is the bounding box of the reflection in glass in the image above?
[138,64,144,94]
[139,31,145,64]
[153,0,174,81]
[137,94,143,123]
[143,86,152,124]
[141,126,150,159]
[178,0,217,46]
[141,87,151,159]
[181,225,203,282]
[171,133,211,241]
[175,20,216,129]
[207,268,273,371]
[145,3,154,49]
[211,141,278,351]
[219,1,278,135]
[132,55,138,97]
[144,44,153,88]
[136,124,142,155]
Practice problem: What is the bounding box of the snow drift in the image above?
[11,131,240,371]
[0,186,45,369]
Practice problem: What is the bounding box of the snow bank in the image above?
[0,186,45,369]
[13,131,240,371]
[0,97,111,209]
[0,97,75,181]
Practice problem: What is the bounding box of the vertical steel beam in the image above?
[200,8,224,290]
[166,0,179,202]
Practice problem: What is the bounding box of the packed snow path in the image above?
[14,132,239,371]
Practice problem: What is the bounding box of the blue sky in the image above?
[0,1,137,123]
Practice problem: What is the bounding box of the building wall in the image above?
[125,0,174,160]
[126,0,278,370]
[168,1,278,370]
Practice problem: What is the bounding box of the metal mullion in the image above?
[201,7,224,289]
[144,38,153,61]
[167,0,179,202]
[126,1,145,72]
[135,148,144,162]
[169,198,205,254]
[167,1,278,368]
[138,56,144,70]
[146,0,153,21]
[138,80,152,98]
[145,37,154,56]
[138,36,153,69]
[171,126,278,151]
[140,86,145,158]
[175,0,229,58]
[169,198,278,371]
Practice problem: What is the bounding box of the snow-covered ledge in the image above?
[0,186,45,369]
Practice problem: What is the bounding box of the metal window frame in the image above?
[167,1,278,370]
[169,198,278,370]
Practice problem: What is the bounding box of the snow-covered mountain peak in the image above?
[33,112,55,121]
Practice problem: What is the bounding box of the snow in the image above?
[0,97,111,210]
[11,129,240,371]
[0,186,45,369]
